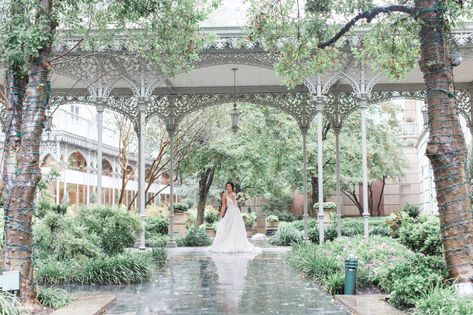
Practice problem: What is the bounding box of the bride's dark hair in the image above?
[225,181,235,192]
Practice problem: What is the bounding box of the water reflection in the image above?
[206,252,260,314]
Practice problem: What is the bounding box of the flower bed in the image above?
[287,235,457,313]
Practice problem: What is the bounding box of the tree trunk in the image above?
[376,176,387,217]
[2,0,55,300]
[1,67,27,202]
[343,189,363,216]
[196,167,214,226]
[417,0,473,280]
[310,175,318,216]
[4,63,50,301]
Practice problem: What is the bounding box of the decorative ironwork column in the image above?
[96,103,104,206]
[167,122,177,248]
[359,94,370,238]
[300,124,310,242]
[138,101,147,250]
[333,122,342,238]
[56,141,61,204]
[316,96,326,244]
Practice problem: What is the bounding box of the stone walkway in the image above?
[99,246,348,315]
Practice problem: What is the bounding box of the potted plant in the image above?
[313,202,336,224]
[266,214,280,228]
[204,222,217,238]
[242,212,257,237]
[172,202,191,224]
[204,209,218,238]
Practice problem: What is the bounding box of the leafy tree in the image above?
[247,0,473,280]
[323,105,405,216]
[0,0,217,300]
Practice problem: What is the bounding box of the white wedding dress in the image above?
[208,195,262,253]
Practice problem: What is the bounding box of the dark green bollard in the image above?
[344,255,358,295]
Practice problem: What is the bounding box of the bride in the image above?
[208,182,261,253]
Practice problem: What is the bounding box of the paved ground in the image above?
[61,245,342,315]
[335,295,405,315]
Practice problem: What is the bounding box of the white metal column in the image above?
[334,124,342,238]
[96,104,104,206]
[138,102,147,250]
[316,98,325,244]
[360,96,370,238]
[56,142,61,204]
[301,126,309,242]
[167,127,177,248]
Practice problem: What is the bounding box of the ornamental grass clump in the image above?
[287,236,415,294]
[0,292,19,315]
[176,226,211,247]
[411,284,473,315]
[37,287,73,309]
[36,253,154,285]
[269,222,303,246]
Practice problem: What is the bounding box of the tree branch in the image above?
[318,5,416,49]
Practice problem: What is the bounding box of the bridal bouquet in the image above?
[235,191,248,206]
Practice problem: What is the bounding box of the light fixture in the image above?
[421,106,429,130]
[45,106,53,140]
[231,67,240,132]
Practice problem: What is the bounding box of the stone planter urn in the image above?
[173,212,188,224]
[205,228,216,238]
[256,215,267,234]
[266,220,280,228]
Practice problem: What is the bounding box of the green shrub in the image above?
[37,287,73,309]
[176,226,211,247]
[204,209,218,224]
[151,247,167,267]
[287,236,415,293]
[52,204,68,215]
[380,254,448,309]
[412,285,473,315]
[173,201,192,212]
[36,253,154,285]
[313,201,336,209]
[146,234,170,248]
[269,223,303,246]
[35,196,54,218]
[0,292,19,315]
[398,215,442,256]
[77,206,141,255]
[267,214,279,222]
[34,212,102,261]
[325,217,389,241]
[145,216,169,238]
[272,210,297,222]
[402,203,421,218]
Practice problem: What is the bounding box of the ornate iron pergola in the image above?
[19,24,473,247]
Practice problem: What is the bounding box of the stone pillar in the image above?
[96,104,104,206]
[138,101,147,250]
[360,94,370,238]
[316,97,325,244]
[301,125,309,242]
[333,123,342,238]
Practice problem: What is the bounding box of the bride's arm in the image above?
[220,194,227,218]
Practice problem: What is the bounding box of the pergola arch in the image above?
[146,92,314,129]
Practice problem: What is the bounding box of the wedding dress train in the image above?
[208,195,261,253]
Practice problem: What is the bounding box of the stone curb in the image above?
[49,293,116,315]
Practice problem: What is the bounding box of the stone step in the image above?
[50,293,116,315]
